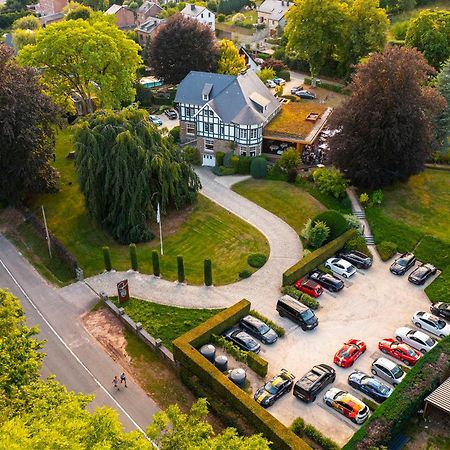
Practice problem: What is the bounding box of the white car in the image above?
[266,80,276,88]
[412,311,450,338]
[273,78,286,86]
[371,357,406,387]
[395,327,437,353]
[325,258,356,278]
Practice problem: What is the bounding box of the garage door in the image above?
[202,153,216,167]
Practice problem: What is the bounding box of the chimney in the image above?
[191,3,195,10]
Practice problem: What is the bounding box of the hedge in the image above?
[283,229,357,286]
[152,250,160,276]
[377,241,398,261]
[291,417,340,450]
[173,300,310,450]
[102,246,112,271]
[239,269,252,279]
[247,351,268,377]
[312,210,349,242]
[303,76,345,94]
[129,243,138,271]
[250,310,285,337]
[248,253,267,268]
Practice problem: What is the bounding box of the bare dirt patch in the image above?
[0,207,24,233]
[405,409,450,450]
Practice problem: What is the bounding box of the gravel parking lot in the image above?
[254,251,437,446]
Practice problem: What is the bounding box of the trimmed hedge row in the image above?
[173,300,310,450]
[283,229,357,286]
[247,351,268,377]
[291,417,340,450]
[303,76,345,94]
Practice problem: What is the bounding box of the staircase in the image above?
[352,209,375,245]
[352,210,366,219]
[364,235,375,245]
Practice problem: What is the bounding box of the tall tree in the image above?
[0,44,60,204]
[11,14,40,51]
[329,46,445,189]
[405,10,450,70]
[74,108,201,243]
[148,14,219,84]
[12,14,41,29]
[217,39,246,75]
[18,16,141,114]
[435,58,450,152]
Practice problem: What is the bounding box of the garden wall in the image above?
[172,299,311,450]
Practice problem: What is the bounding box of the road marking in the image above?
[0,256,157,448]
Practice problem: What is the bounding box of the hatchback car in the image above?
[348,371,393,403]
[266,80,276,88]
[223,328,261,353]
[412,311,450,338]
[308,270,344,292]
[325,258,356,278]
[395,327,437,353]
[148,115,163,126]
[390,252,416,275]
[408,263,437,285]
[164,109,177,120]
[294,90,316,100]
[294,364,335,403]
[430,302,450,321]
[294,277,323,298]
[334,339,366,368]
[323,388,370,424]
[371,357,406,386]
[378,338,421,366]
[273,78,286,85]
[239,315,278,344]
[254,369,295,407]
[337,250,372,270]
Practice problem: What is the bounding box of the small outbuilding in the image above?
[423,377,450,417]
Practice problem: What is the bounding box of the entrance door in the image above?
[202,153,216,167]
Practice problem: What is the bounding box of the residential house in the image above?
[181,4,215,32]
[257,0,292,34]
[104,4,136,29]
[136,0,162,26]
[35,0,67,25]
[239,47,261,72]
[175,70,280,166]
[136,17,163,47]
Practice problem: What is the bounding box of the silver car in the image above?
[371,357,406,386]
[412,311,450,338]
[395,327,437,353]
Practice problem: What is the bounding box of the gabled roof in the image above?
[105,3,124,14]
[181,4,207,17]
[258,0,291,21]
[137,17,163,33]
[175,70,280,125]
[137,0,162,17]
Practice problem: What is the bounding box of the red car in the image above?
[334,339,367,368]
[378,338,422,366]
[294,277,323,298]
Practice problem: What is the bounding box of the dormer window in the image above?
[202,83,213,102]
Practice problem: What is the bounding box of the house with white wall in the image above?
[181,4,215,31]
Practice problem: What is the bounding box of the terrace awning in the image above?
[424,377,450,416]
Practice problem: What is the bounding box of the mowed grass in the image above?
[232,179,326,234]
[28,128,268,285]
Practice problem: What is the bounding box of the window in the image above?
[204,123,213,133]
[209,109,214,117]
[202,94,208,101]
[249,145,257,157]
[204,139,214,151]
[240,128,247,139]
[240,150,247,156]
[250,129,258,139]
[186,123,196,135]
[220,125,224,135]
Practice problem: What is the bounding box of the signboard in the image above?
[117,279,130,304]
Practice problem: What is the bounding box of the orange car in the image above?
[323,388,370,424]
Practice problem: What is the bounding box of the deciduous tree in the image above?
[12,14,40,29]
[148,14,219,84]
[257,67,276,82]
[217,39,246,75]
[329,46,445,189]
[435,58,450,152]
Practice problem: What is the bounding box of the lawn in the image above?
[232,179,326,234]
[389,0,450,23]
[26,127,269,285]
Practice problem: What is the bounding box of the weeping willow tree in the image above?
[74,108,201,244]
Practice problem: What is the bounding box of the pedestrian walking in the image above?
[112,375,120,391]
[120,372,127,388]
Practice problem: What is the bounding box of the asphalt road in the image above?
[0,235,159,436]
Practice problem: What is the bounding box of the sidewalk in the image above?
[346,188,375,246]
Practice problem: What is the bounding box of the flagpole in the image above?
[157,202,164,256]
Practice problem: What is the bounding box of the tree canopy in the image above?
[329,46,445,189]
[435,58,450,152]
[405,10,450,70]
[217,39,246,75]
[0,44,60,204]
[18,16,141,114]
[12,14,40,29]
[74,108,201,243]
[148,14,218,84]
[64,2,93,20]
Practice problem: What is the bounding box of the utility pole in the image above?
[41,205,52,258]
[157,202,164,256]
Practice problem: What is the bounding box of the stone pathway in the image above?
[346,188,375,246]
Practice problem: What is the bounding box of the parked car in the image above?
[390,252,416,275]
[148,115,163,126]
[325,258,357,278]
[430,302,450,321]
[408,263,437,285]
[348,371,393,403]
[294,364,335,403]
[412,311,450,338]
[164,109,177,120]
[371,357,406,386]
[323,388,370,424]
[395,327,437,353]
[276,295,318,330]
[254,369,295,407]
[223,328,261,353]
[266,80,277,88]
[290,85,303,94]
[337,250,372,270]
[293,90,316,100]
[308,270,344,292]
[378,338,421,366]
[334,339,366,368]
[239,315,278,344]
[273,78,286,86]
[294,277,323,298]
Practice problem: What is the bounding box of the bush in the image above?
[312,210,349,242]
[250,157,267,179]
[290,417,305,436]
[247,351,268,377]
[223,151,234,168]
[129,243,138,271]
[377,241,398,261]
[204,259,212,286]
[211,333,248,362]
[257,67,276,83]
[359,192,369,206]
[281,285,301,300]
[212,165,236,176]
[216,151,225,167]
[102,246,112,271]
[152,250,160,276]
[430,150,450,164]
[287,168,297,183]
[183,145,201,165]
[247,253,267,268]
[237,155,252,174]
[0,11,31,29]
[239,269,252,279]
[177,255,185,283]
[291,417,340,450]
[232,12,245,22]
[308,220,330,249]
[231,155,239,171]
[344,214,362,233]
[372,189,383,206]
[169,126,180,143]
[391,20,410,40]
[344,236,372,258]
[362,397,379,412]
[217,13,225,22]
[267,163,288,181]
[278,69,290,81]
[250,310,285,337]
[313,167,349,199]
[299,293,319,310]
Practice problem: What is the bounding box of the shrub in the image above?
[278,69,290,81]
[303,77,345,94]
[287,168,297,183]
[299,293,319,310]
[250,157,267,179]
[169,125,180,143]
[183,145,201,165]
[129,243,138,271]
[312,210,349,242]
[344,214,362,233]
[223,151,234,168]
[313,167,349,198]
[231,155,239,171]
[247,352,268,377]
[237,155,252,174]
[344,236,372,258]
[247,253,267,268]
[177,255,185,283]
[300,218,312,242]
[359,192,369,206]
[232,12,245,22]
[217,13,225,22]
[216,151,225,167]
[391,20,409,40]
[281,285,301,300]
[267,163,288,181]
[212,165,236,176]
[290,417,305,436]
[291,417,339,450]
[204,259,212,286]
[257,67,276,83]
[239,269,252,279]
[377,241,398,261]
[102,246,112,271]
[211,333,248,362]
[308,220,330,249]
[362,397,379,412]
[372,189,384,206]
[152,250,160,276]
[250,310,285,337]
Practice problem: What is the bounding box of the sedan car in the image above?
[325,258,357,278]
[223,328,261,353]
[390,252,416,275]
[290,85,303,94]
[308,270,344,292]
[337,250,372,270]
[148,115,163,126]
[371,357,406,386]
[348,371,393,403]
[378,338,421,366]
[395,327,437,353]
[273,78,286,86]
[164,109,178,120]
[266,80,276,88]
[334,339,366,368]
[294,277,323,298]
[323,388,370,424]
[294,90,316,100]
[408,263,437,285]
[239,315,278,344]
[412,311,450,338]
[254,369,295,408]
[430,302,450,321]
